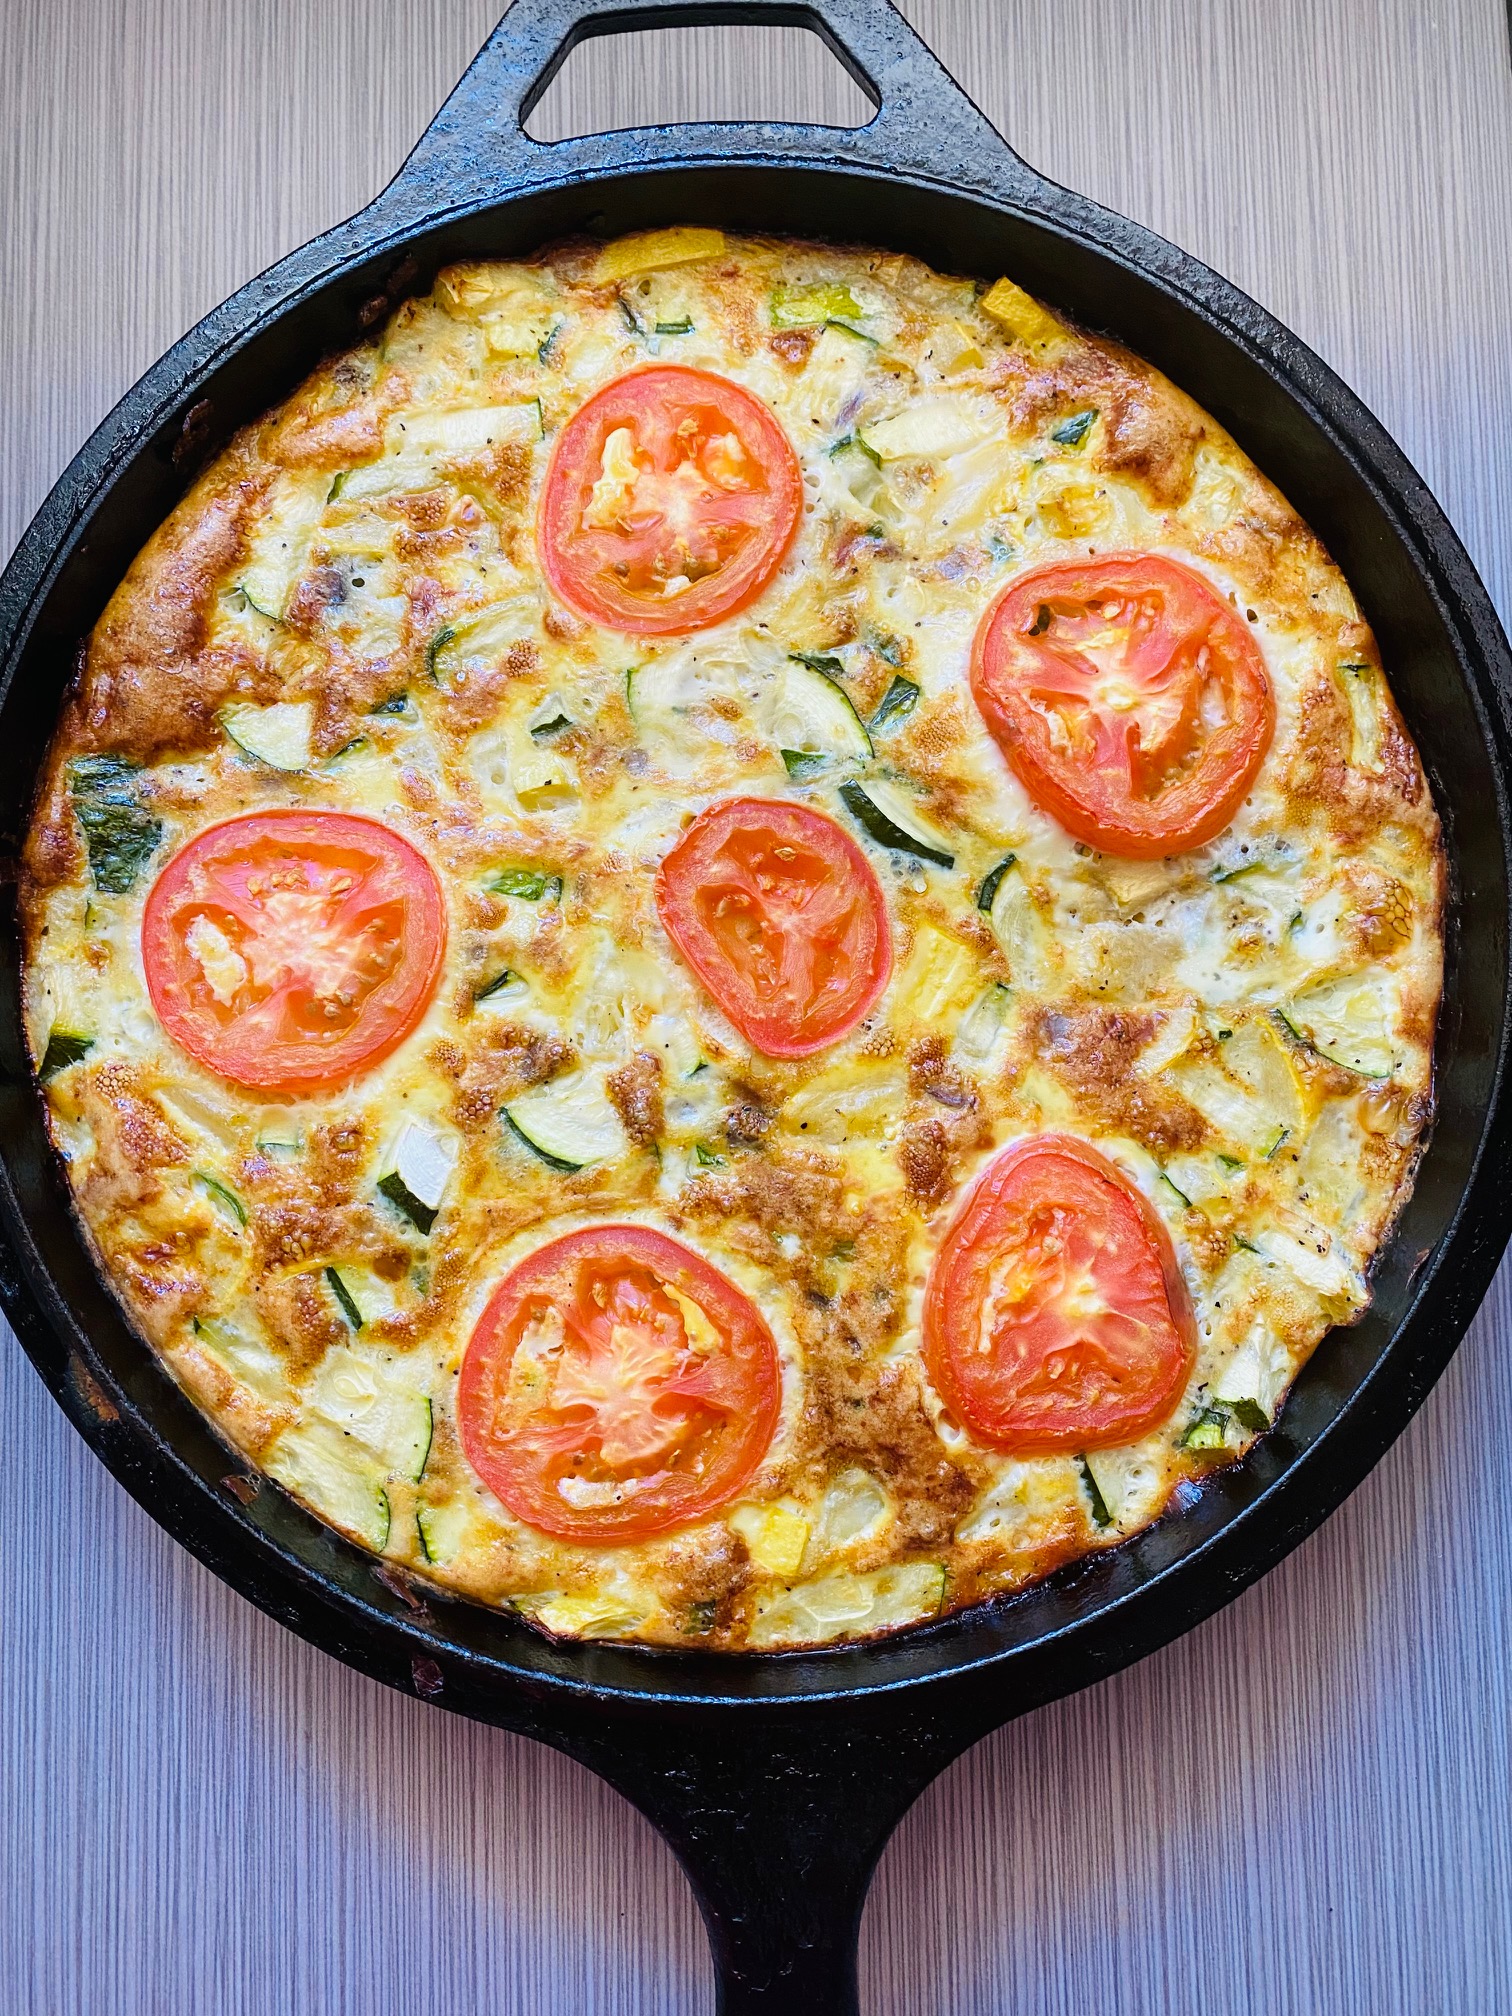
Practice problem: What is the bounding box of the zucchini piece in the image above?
[194,1171,247,1229]
[859,395,990,462]
[231,581,283,623]
[748,1560,946,1649]
[1337,660,1385,773]
[257,1133,302,1161]
[806,1467,889,1564]
[377,1121,453,1232]
[530,711,573,741]
[1180,1406,1229,1452]
[503,1073,627,1174]
[692,1140,725,1168]
[956,982,1011,1064]
[400,405,544,455]
[1277,978,1397,1079]
[39,1030,93,1081]
[265,1419,391,1550]
[789,649,848,677]
[192,1314,289,1407]
[1230,1397,1270,1435]
[800,324,875,429]
[475,969,528,1004]
[771,281,863,329]
[766,658,872,765]
[839,779,954,868]
[392,1121,454,1210]
[1051,407,1097,447]
[1079,1457,1113,1529]
[219,701,313,772]
[325,1266,364,1331]
[781,750,828,782]
[1166,1055,1275,1157]
[369,690,411,717]
[68,755,163,895]
[870,674,920,733]
[416,1497,470,1567]
[489,866,553,901]
[829,431,885,516]
[976,854,1016,912]
[424,625,456,680]
[343,405,541,500]
[310,1347,433,1482]
[654,316,693,336]
[377,1172,436,1235]
[831,430,881,470]
[988,864,1049,988]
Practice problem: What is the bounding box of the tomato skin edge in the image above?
[537,366,804,638]
[922,1134,1196,1455]
[456,1222,783,1544]
[970,553,1275,861]
[654,796,892,1060]
[141,810,447,1096]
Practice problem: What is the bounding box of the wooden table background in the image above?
[4,2,1512,2009]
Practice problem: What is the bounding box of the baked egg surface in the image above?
[21,230,1442,1650]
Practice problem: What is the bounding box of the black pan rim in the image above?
[4,136,1511,1722]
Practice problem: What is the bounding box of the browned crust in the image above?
[18,230,1447,1653]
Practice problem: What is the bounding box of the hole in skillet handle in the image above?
[524,20,875,139]
[369,0,1039,222]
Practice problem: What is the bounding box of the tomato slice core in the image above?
[971,553,1275,858]
[539,366,803,635]
[142,811,445,1094]
[923,1135,1195,1452]
[458,1224,781,1542]
[655,797,892,1059]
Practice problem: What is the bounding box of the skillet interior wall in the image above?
[0,153,1504,1703]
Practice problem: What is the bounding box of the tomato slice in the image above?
[655,797,892,1059]
[971,553,1275,858]
[142,811,445,1095]
[923,1135,1195,1452]
[458,1224,782,1543]
[538,366,803,635]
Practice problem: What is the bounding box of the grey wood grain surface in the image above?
[4,2,1512,2009]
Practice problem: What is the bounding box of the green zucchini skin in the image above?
[68,757,162,894]
[839,781,955,868]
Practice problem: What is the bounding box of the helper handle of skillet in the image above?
[549,1702,978,2014]
[367,0,1047,227]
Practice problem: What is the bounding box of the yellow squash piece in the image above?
[594,227,726,282]
[980,276,1066,348]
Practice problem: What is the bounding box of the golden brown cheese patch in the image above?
[21,231,1444,1652]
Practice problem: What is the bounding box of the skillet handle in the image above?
[369,0,1035,223]
[552,1705,973,2014]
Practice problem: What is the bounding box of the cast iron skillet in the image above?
[3,1,1511,2006]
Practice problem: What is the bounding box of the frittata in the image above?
[20,229,1443,1650]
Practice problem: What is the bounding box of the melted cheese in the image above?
[20,232,1443,1652]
